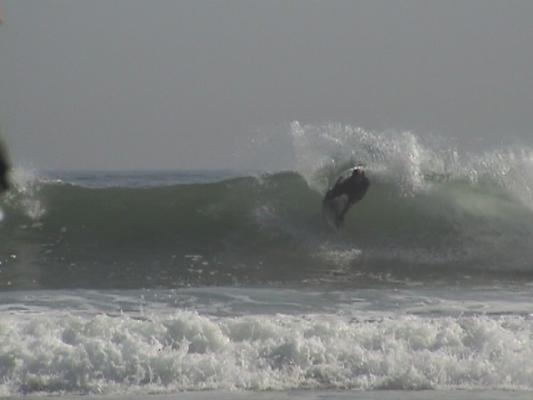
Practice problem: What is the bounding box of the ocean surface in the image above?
[1,124,533,398]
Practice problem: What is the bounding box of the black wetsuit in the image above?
[324,171,370,227]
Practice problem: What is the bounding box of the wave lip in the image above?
[1,312,532,395]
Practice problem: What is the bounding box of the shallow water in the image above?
[14,390,533,400]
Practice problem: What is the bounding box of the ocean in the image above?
[1,125,533,398]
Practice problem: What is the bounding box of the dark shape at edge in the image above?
[0,139,11,193]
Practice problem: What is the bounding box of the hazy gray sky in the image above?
[1,1,532,170]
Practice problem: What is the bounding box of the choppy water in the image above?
[1,123,533,397]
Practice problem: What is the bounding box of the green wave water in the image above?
[1,169,532,289]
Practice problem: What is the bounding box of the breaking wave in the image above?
[1,123,533,288]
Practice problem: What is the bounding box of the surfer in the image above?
[323,167,370,228]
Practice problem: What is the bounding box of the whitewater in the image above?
[1,122,533,398]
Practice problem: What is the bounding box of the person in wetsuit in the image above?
[323,167,370,228]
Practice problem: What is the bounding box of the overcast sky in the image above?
[1,1,532,170]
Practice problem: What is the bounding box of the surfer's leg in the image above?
[335,200,356,228]
[335,206,350,227]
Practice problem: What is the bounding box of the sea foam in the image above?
[1,312,532,395]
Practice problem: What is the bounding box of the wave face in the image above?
[2,124,533,288]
